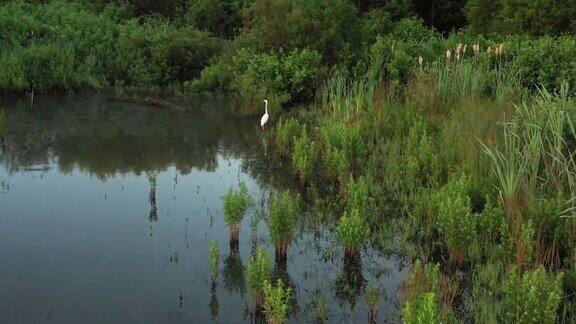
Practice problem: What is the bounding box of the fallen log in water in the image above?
[107,96,186,111]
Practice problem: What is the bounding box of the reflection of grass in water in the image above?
[146,171,158,222]
[223,249,246,296]
[334,253,366,309]
[209,281,219,320]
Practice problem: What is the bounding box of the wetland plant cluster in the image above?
[6,0,576,321]
[269,45,576,322]
[219,184,301,323]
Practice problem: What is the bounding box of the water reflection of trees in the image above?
[223,245,246,296]
[0,94,267,180]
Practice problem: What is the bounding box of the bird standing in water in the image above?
[260,99,269,129]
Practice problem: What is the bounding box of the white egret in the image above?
[260,99,269,129]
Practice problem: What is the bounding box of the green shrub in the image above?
[401,261,441,324]
[245,246,271,302]
[222,181,251,240]
[263,279,292,324]
[229,48,323,108]
[209,240,220,278]
[337,208,370,254]
[268,190,299,258]
[292,128,317,181]
[502,267,563,323]
[435,175,479,264]
[275,117,301,156]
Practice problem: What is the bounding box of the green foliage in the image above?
[244,0,360,64]
[0,1,221,92]
[466,0,576,36]
[245,246,271,298]
[186,0,248,38]
[337,208,370,250]
[292,128,317,181]
[229,48,323,107]
[435,175,479,263]
[401,261,441,324]
[402,292,438,324]
[268,190,299,247]
[209,240,220,276]
[274,116,301,156]
[222,181,251,228]
[263,279,292,323]
[502,267,563,323]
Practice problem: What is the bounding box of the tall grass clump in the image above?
[263,279,292,324]
[209,240,220,282]
[292,128,317,182]
[337,208,370,255]
[366,285,380,324]
[223,181,251,247]
[274,117,301,157]
[245,246,271,308]
[401,262,441,324]
[268,190,300,260]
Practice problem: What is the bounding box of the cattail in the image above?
[487,46,493,54]
[456,43,463,56]
[463,44,467,55]
[446,49,452,62]
[495,46,500,55]
[498,43,504,55]
[473,41,480,56]
[418,55,423,67]
[456,52,461,62]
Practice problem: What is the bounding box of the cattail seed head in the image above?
[495,46,500,55]
[456,43,463,56]
[463,44,467,55]
[473,41,480,55]
[498,43,504,55]
[487,46,493,54]
[446,49,452,62]
[418,55,423,67]
[456,53,461,62]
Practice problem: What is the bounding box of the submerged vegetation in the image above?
[4,0,576,321]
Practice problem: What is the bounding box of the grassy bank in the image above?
[269,48,576,322]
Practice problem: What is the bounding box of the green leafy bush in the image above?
[292,128,317,181]
[268,190,299,258]
[229,48,323,108]
[222,181,251,240]
[502,267,563,323]
[274,117,301,157]
[337,208,370,254]
[245,247,271,302]
[263,279,292,324]
[209,240,220,278]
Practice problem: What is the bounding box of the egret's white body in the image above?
[260,99,269,128]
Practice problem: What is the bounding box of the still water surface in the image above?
[0,94,407,323]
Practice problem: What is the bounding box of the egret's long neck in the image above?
[265,101,268,114]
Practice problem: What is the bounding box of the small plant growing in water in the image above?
[292,128,317,182]
[337,208,370,255]
[263,279,292,324]
[268,190,300,259]
[223,181,251,246]
[245,246,271,307]
[209,240,219,281]
[366,285,380,324]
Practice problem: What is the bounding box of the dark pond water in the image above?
[0,94,407,323]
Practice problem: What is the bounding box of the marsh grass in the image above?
[263,279,292,324]
[209,240,219,282]
[337,208,370,255]
[268,190,299,260]
[245,247,271,308]
[222,181,251,246]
